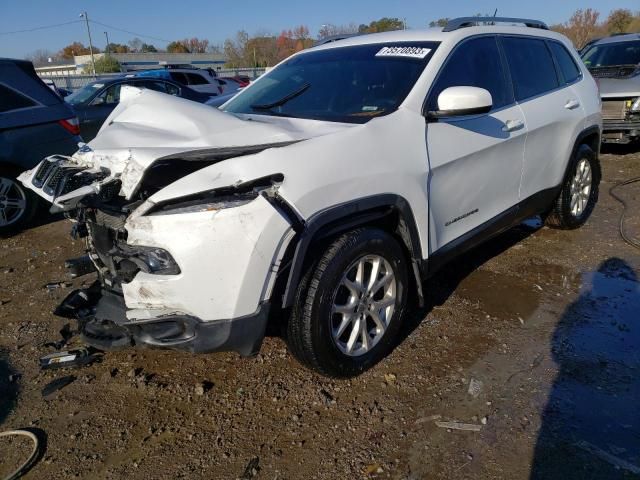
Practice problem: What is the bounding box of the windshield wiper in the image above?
[250,82,311,111]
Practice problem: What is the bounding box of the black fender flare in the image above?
[279,194,425,308]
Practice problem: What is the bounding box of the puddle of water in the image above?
[455,269,542,320]
[533,258,640,474]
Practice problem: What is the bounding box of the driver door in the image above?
[426,35,527,253]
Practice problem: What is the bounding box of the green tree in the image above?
[360,17,405,33]
[167,41,190,53]
[140,43,158,53]
[85,55,121,74]
[429,18,450,28]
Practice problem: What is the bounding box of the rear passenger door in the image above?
[501,36,585,200]
[426,36,527,252]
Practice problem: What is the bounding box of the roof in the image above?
[591,33,640,45]
[310,24,567,53]
[0,57,32,67]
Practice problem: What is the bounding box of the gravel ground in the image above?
[0,146,639,480]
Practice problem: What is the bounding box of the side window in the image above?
[0,84,36,112]
[92,84,121,105]
[502,37,560,101]
[428,36,512,112]
[548,41,581,84]
[185,73,208,85]
[164,82,180,96]
[169,72,187,84]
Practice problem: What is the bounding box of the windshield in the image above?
[65,82,105,105]
[582,40,640,68]
[224,42,439,123]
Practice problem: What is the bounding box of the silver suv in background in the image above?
[582,33,640,144]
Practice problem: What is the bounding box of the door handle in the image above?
[502,119,524,132]
[565,99,580,110]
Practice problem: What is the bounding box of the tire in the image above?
[287,228,409,378]
[0,167,41,235]
[545,144,600,230]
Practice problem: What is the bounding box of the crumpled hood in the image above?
[20,87,351,203]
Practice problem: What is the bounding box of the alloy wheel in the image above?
[331,254,397,357]
[0,176,27,227]
[569,158,592,217]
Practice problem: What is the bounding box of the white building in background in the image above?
[35,52,226,76]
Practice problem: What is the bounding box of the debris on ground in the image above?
[384,373,397,384]
[39,347,101,371]
[239,456,260,479]
[434,421,482,432]
[415,414,442,425]
[41,375,76,399]
[43,282,72,292]
[43,323,74,350]
[363,463,384,475]
[0,429,42,480]
[467,378,484,398]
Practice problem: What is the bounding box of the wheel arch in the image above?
[276,194,425,310]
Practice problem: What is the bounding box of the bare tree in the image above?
[25,49,54,66]
[551,9,603,49]
[128,37,143,53]
[606,9,634,34]
[318,23,359,40]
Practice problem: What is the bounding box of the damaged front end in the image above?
[33,155,282,356]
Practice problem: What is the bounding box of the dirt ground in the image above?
[1,146,639,480]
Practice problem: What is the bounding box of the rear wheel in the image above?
[287,228,408,378]
[546,144,600,230]
[0,168,40,235]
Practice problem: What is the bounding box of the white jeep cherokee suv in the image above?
[21,17,602,377]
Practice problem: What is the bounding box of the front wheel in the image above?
[287,228,409,378]
[545,144,600,230]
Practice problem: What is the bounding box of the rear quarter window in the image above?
[549,41,582,84]
[502,37,560,101]
[0,84,37,113]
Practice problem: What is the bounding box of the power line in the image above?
[0,20,82,35]
[88,19,171,43]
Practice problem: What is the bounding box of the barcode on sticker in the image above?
[376,47,431,59]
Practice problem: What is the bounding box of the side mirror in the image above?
[427,86,493,120]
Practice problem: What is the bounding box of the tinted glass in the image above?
[0,84,36,112]
[169,72,188,84]
[429,36,511,111]
[502,37,560,101]
[185,73,208,85]
[225,42,439,124]
[549,42,581,84]
[582,40,640,68]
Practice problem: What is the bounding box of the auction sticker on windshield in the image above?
[375,46,431,59]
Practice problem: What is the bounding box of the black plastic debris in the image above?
[43,323,75,350]
[41,375,76,399]
[39,347,101,371]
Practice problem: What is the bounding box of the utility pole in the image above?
[79,11,96,76]
[104,31,110,55]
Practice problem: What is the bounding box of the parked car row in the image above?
[16,17,606,377]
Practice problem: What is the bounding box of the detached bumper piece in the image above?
[55,283,269,357]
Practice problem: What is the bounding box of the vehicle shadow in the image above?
[0,348,19,425]
[396,222,537,346]
[530,257,640,479]
[0,211,63,240]
[600,142,640,156]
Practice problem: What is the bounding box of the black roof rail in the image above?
[443,17,549,32]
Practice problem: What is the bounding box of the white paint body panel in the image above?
[19,26,602,325]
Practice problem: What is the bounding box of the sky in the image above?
[1,0,638,59]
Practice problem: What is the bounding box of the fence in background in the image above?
[39,68,267,91]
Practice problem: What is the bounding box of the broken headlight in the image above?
[117,245,181,276]
[146,173,284,216]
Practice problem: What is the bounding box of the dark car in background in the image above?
[0,58,81,234]
[65,76,213,141]
[581,33,640,144]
